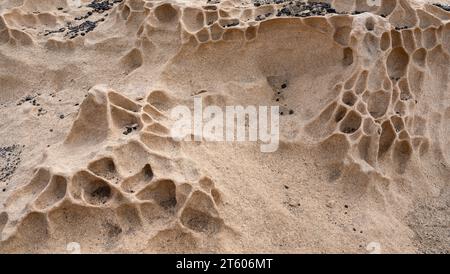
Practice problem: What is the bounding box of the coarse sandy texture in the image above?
[0,0,449,253]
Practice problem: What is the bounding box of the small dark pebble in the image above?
[255,15,265,21]
[66,20,97,38]
[88,0,122,13]
[0,145,23,182]
[123,123,139,135]
[123,127,133,135]
[224,22,239,27]
[433,3,450,12]
[395,26,409,30]
[273,1,338,17]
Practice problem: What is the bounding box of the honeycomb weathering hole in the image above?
[121,164,153,193]
[199,177,214,191]
[154,4,178,23]
[387,47,410,79]
[0,212,7,234]
[121,5,131,20]
[412,48,427,67]
[90,185,111,205]
[147,90,172,112]
[183,7,205,33]
[88,158,120,183]
[137,179,177,210]
[343,47,354,66]
[334,26,351,46]
[393,140,413,173]
[391,115,405,132]
[365,17,375,31]
[339,111,362,134]
[180,208,223,233]
[335,105,347,122]
[196,28,209,43]
[142,164,153,181]
[342,91,357,106]
[82,179,113,205]
[378,121,396,157]
[178,190,222,233]
[380,32,391,51]
[34,175,67,210]
[211,188,222,205]
[110,105,140,130]
[355,70,369,94]
[368,90,390,118]
[108,92,140,112]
